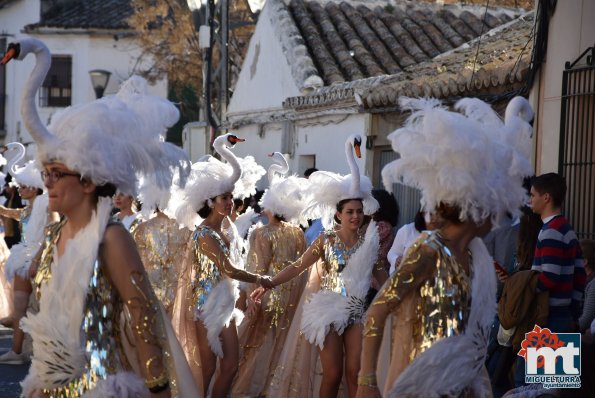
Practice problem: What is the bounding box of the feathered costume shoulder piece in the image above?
[382,96,534,223]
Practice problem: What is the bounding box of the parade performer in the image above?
[113,191,142,232]
[2,38,199,397]
[232,152,311,397]
[172,133,273,398]
[133,169,192,319]
[254,134,382,398]
[356,96,534,398]
[0,144,55,365]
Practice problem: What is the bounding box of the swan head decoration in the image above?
[259,152,312,226]
[381,96,533,225]
[302,134,378,229]
[171,133,257,228]
[2,38,188,196]
[0,143,44,190]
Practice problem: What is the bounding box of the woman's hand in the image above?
[355,385,381,398]
[245,297,259,318]
[251,287,267,304]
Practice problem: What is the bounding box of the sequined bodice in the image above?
[34,221,125,397]
[133,216,190,313]
[409,232,472,358]
[192,225,229,311]
[319,230,363,295]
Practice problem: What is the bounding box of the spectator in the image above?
[578,239,595,332]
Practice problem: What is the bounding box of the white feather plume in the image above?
[81,372,149,398]
[233,156,265,200]
[234,207,256,238]
[260,175,312,226]
[382,96,533,224]
[388,237,496,397]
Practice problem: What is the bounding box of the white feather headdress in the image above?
[259,152,312,225]
[4,38,186,196]
[382,96,534,223]
[302,134,379,229]
[172,134,263,228]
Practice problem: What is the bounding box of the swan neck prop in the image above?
[6,142,26,178]
[214,138,242,186]
[19,39,55,147]
[346,139,361,198]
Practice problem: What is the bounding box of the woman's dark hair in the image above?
[36,188,43,196]
[515,206,543,271]
[580,239,595,271]
[95,183,116,199]
[436,202,463,225]
[273,214,286,222]
[198,201,212,219]
[413,210,427,232]
[371,189,399,226]
[334,198,363,224]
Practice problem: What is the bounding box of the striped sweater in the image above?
[531,215,585,319]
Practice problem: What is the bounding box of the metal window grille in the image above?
[40,56,72,107]
[378,149,421,229]
[558,45,595,239]
[0,38,6,133]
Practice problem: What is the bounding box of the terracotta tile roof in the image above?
[26,0,133,31]
[283,11,534,111]
[282,0,521,88]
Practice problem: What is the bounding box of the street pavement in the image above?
[0,325,28,398]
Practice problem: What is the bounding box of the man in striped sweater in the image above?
[530,173,585,333]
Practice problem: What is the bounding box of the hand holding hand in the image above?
[251,287,267,304]
[259,275,275,289]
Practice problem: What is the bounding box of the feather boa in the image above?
[4,193,49,281]
[20,197,114,395]
[301,222,379,349]
[388,237,496,398]
[82,372,148,398]
[197,278,244,357]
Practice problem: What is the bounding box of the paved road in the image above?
[0,326,28,398]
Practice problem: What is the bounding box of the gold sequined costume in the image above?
[22,199,194,397]
[232,222,307,398]
[365,231,494,396]
[133,213,191,317]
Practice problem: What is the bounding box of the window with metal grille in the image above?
[40,56,71,107]
[0,37,6,134]
[558,46,595,239]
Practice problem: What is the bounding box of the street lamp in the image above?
[89,69,111,98]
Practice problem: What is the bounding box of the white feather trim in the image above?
[301,222,379,348]
[382,96,533,224]
[4,193,49,281]
[21,197,112,392]
[197,278,243,358]
[81,372,149,398]
[388,237,497,397]
[234,207,256,239]
[259,175,312,226]
[302,172,379,230]
[233,156,265,200]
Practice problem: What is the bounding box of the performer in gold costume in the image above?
[2,38,199,397]
[134,211,190,318]
[172,133,272,398]
[232,153,310,397]
[356,96,535,398]
[253,135,385,398]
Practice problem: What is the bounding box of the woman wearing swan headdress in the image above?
[2,38,198,397]
[253,134,384,398]
[171,133,272,398]
[356,96,534,398]
[0,143,57,366]
[233,152,311,397]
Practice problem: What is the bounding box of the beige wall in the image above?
[533,0,595,173]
